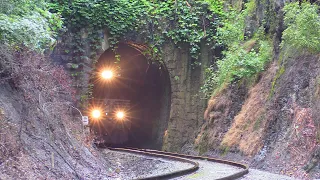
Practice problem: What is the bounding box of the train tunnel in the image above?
[91,43,171,149]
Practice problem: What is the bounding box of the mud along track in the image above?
[108,147,249,180]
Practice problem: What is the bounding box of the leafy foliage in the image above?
[201,1,272,97]
[215,41,271,88]
[143,0,222,57]
[202,40,272,97]
[0,0,62,51]
[50,0,224,59]
[50,0,146,44]
[200,65,217,98]
[281,2,320,54]
[215,9,246,47]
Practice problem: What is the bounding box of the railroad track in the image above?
[108,147,249,180]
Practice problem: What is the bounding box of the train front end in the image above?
[90,99,131,146]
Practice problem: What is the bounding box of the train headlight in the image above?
[101,70,113,79]
[92,109,101,119]
[116,111,125,120]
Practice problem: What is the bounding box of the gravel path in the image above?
[239,169,295,180]
[100,149,193,179]
[173,159,295,180]
[173,159,243,180]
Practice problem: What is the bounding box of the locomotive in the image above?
[88,68,132,146]
[89,98,131,146]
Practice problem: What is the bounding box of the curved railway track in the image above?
[107,147,249,180]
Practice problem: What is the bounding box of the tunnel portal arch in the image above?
[91,42,171,149]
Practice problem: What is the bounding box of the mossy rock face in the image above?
[269,65,285,98]
[197,132,209,155]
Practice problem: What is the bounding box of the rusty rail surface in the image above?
[108,147,249,180]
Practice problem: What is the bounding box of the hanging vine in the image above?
[50,0,224,60]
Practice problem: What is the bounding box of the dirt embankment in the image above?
[198,54,320,179]
[0,46,112,179]
[261,55,320,178]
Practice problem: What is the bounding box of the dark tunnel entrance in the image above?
[91,43,171,149]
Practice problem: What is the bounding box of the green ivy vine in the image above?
[50,0,224,59]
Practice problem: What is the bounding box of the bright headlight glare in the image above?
[92,109,101,119]
[101,70,113,79]
[116,111,125,119]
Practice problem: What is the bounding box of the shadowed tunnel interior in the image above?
[91,43,171,149]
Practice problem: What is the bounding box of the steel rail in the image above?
[134,148,249,180]
[108,147,199,180]
[108,147,249,180]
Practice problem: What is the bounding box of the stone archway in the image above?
[92,42,171,149]
[96,37,210,152]
[53,29,211,152]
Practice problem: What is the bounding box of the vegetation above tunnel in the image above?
[50,0,224,60]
